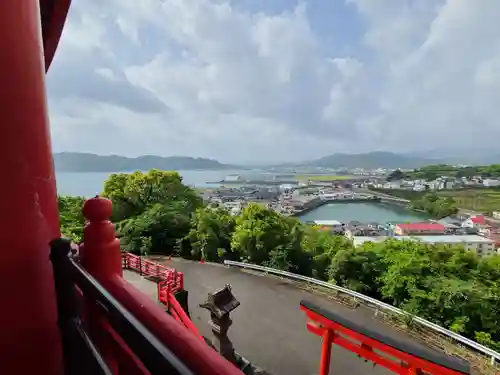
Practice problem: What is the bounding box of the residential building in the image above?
[311,220,345,234]
[435,218,462,233]
[313,220,343,227]
[461,215,487,228]
[393,223,446,236]
[483,178,500,187]
[351,235,496,257]
[415,235,496,257]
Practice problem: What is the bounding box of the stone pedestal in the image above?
[200,284,240,364]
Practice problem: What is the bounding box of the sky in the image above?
[47,0,500,164]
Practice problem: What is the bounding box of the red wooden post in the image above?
[80,196,122,373]
[80,196,122,281]
[0,1,70,373]
[319,329,333,375]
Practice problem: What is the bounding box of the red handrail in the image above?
[166,292,202,340]
[124,253,200,339]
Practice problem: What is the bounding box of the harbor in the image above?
[201,177,406,221]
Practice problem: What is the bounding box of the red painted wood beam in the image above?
[40,0,72,71]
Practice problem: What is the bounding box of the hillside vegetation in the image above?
[371,187,500,212]
[395,164,500,181]
[306,151,438,169]
[59,169,500,354]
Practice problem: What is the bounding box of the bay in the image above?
[297,202,428,224]
[55,170,240,197]
[55,171,426,224]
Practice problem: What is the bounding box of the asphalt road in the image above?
[124,259,447,375]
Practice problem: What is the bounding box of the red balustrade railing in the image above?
[122,253,184,290]
[300,299,470,375]
[121,252,201,339]
[158,280,203,340]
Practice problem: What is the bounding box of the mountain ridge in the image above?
[53,151,473,172]
[53,152,238,172]
[282,151,442,169]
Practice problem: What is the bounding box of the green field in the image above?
[296,175,356,181]
[370,187,500,212]
[437,189,500,212]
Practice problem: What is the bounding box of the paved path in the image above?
[124,259,442,375]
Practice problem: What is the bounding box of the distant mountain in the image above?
[405,148,500,166]
[305,152,441,169]
[54,152,237,172]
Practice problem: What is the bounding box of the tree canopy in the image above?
[410,193,458,218]
[58,195,86,243]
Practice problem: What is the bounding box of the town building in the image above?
[461,215,487,228]
[351,235,496,257]
[393,223,446,236]
[309,220,345,234]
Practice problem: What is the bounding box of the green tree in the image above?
[119,201,193,255]
[231,204,311,272]
[328,245,385,295]
[103,169,202,221]
[386,169,405,181]
[186,206,236,261]
[410,193,458,218]
[58,195,86,243]
[106,170,203,255]
[301,227,352,280]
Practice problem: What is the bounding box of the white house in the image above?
[483,179,500,187]
[462,216,487,228]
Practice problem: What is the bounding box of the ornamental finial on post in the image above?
[80,195,122,282]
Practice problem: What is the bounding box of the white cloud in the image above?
[47,0,500,163]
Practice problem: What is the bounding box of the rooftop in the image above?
[313,220,342,226]
[471,216,486,224]
[414,235,495,244]
[396,223,446,231]
[352,235,495,246]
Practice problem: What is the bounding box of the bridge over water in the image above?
[125,258,453,375]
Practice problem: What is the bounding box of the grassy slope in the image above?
[437,189,500,212]
[371,187,500,212]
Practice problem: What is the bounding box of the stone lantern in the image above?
[200,284,240,364]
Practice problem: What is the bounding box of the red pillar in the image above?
[0,1,63,374]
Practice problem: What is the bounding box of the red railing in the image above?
[300,300,470,375]
[122,253,184,292]
[158,279,203,340]
[122,253,201,339]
